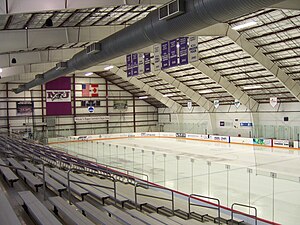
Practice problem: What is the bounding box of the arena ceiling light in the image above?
[163,93,173,97]
[104,65,114,70]
[139,96,148,99]
[232,21,257,30]
[243,84,262,90]
[85,72,93,76]
[0,68,2,73]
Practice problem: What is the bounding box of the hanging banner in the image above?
[179,37,188,65]
[187,101,192,110]
[154,44,161,71]
[16,101,34,116]
[131,53,139,76]
[138,53,144,75]
[144,52,151,73]
[188,36,198,62]
[46,77,72,116]
[214,100,220,109]
[234,99,241,108]
[169,39,178,67]
[161,41,169,69]
[270,97,277,108]
[126,54,132,77]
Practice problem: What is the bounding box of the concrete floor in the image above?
[54,138,300,225]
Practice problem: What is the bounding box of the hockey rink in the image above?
[53,137,300,225]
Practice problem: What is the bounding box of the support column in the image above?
[105,79,109,134]
[41,85,45,133]
[133,95,136,133]
[5,83,10,134]
[72,74,77,136]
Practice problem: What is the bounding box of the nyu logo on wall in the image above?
[46,90,71,102]
[46,77,72,116]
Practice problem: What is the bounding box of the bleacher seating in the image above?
[19,191,62,225]
[0,134,257,225]
[0,158,19,186]
[0,192,22,225]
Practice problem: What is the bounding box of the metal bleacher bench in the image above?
[7,158,43,192]
[148,213,181,225]
[0,158,19,186]
[48,196,94,225]
[23,162,66,196]
[44,167,89,200]
[126,209,165,225]
[76,201,123,225]
[0,192,22,225]
[18,191,62,225]
[103,205,145,225]
[77,173,129,207]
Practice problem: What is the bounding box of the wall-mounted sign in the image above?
[240,122,253,127]
[74,116,110,122]
[16,101,34,116]
[88,106,94,113]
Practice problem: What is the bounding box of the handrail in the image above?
[135,182,174,215]
[188,194,220,225]
[67,168,117,205]
[231,203,257,225]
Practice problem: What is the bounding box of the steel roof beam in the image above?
[154,70,215,112]
[223,24,300,102]
[0,25,125,53]
[191,61,259,111]
[0,0,167,15]
[110,66,183,113]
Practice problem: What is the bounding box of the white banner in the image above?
[74,116,110,122]
[188,36,198,62]
[273,139,289,148]
[138,53,144,74]
[214,100,220,109]
[234,99,240,108]
[270,97,277,108]
[187,101,193,110]
[153,44,161,71]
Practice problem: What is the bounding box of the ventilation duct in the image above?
[13,0,283,93]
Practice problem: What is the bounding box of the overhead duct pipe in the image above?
[13,0,283,93]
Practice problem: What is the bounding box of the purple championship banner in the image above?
[161,41,169,69]
[131,53,139,76]
[46,77,72,116]
[169,39,178,67]
[126,54,132,77]
[179,37,188,65]
[144,53,151,73]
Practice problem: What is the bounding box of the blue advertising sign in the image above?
[179,37,188,65]
[169,39,178,67]
[161,41,169,69]
[240,122,253,127]
[126,54,132,77]
[144,53,151,73]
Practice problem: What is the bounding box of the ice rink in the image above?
[54,137,300,225]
